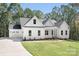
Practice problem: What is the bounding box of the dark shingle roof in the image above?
[55,20,64,27]
[20,18,30,27]
[20,16,44,27]
[42,19,57,27]
[9,16,66,29]
[42,19,48,24]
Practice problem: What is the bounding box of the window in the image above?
[45,30,48,35]
[52,30,53,35]
[65,30,67,35]
[29,30,31,36]
[61,30,63,35]
[38,30,40,36]
[33,19,36,24]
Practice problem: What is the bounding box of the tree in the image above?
[60,5,76,24]
[8,3,24,23]
[69,3,79,40]
[0,3,9,37]
[50,6,62,21]
[0,3,23,37]
[44,13,51,19]
[69,3,79,10]
[24,8,33,18]
[33,10,44,19]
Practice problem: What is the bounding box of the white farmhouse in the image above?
[9,16,70,40]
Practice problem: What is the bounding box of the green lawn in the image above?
[21,40,79,56]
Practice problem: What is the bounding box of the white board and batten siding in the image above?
[23,16,45,40]
[57,21,69,39]
[24,16,43,27]
[9,16,70,40]
[22,27,45,40]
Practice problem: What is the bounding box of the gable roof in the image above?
[50,19,57,24]
[23,16,36,26]
[9,16,69,29]
[23,16,44,27]
[55,20,67,27]
[42,19,48,24]
[42,19,57,24]
[42,19,57,27]
[20,16,63,27]
[20,18,30,27]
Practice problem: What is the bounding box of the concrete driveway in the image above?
[0,38,32,56]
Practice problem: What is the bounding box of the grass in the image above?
[21,40,79,56]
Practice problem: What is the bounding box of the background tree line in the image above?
[0,3,79,40]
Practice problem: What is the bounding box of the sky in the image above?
[20,3,68,14]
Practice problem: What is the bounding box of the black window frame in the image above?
[61,30,63,35]
[38,30,41,36]
[65,30,67,35]
[29,30,31,36]
[45,30,48,35]
[33,19,36,24]
[52,30,53,35]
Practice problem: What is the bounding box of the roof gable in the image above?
[9,16,69,29]
[50,19,57,24]
[20,18,30,27]
[55,21,63,27]
[24,16,44,27]
[43,19,54,26]
[60,21,69,29]
[55,20,69,29]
